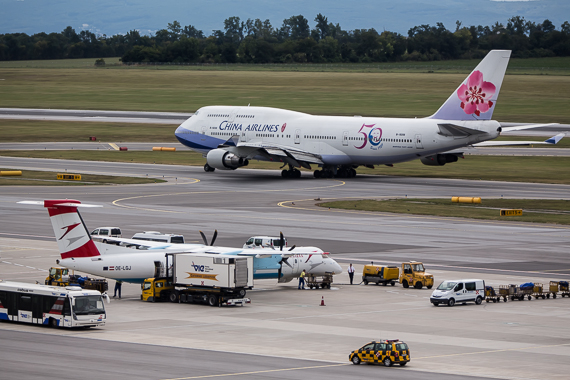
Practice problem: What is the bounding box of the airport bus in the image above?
[0,280,108,328]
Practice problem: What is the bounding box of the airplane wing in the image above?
[104,237,204,251]
[473,133,565,147]
[224,141,325,169]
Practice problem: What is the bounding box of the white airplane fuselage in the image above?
[175,107,500,166]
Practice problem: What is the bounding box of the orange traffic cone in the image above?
[320,296,326,306]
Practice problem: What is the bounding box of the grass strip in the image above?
[318,198,570,225]
[0,120,178,143]
[0,168,166,186]
[1,151,569,185]
[1,69,569,123]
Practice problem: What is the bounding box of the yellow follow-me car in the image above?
[349,339,410,367]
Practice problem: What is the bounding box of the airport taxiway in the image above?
[1,158,569,380]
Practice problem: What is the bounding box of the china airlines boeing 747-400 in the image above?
[175,50,562,178]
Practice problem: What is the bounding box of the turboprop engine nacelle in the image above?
[206,149,249,170]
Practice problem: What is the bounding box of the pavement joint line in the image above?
[160,363,350,380]
[414,342,570,360]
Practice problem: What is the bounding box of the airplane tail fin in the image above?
[429,50,511,121]
[19,200,102,259]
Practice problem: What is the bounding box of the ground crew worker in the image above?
[348,263,355,285]
[298,269,306,290]
[113,280,122,298]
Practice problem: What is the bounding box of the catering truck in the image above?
[142,253,253,306]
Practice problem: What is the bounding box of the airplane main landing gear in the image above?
[314,166,357,178]
[204,163,215,172]
[281,168,301,178]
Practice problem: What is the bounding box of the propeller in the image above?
[199,230,218,246]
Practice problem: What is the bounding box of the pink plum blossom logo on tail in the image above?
[457,70,496,117]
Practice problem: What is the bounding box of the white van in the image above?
[243,236,287,249]
[90,227,122,242]
[430,279,485,307]
[132,231,185,244]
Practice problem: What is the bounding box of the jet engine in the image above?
[206,149,249,170]
[420,153,460,166]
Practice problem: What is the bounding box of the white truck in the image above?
[90,227,122,243]
[243,236,287,249]
[142,253,253,306]
[132,231,185,244]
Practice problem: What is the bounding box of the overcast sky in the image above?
[2,0,569,37]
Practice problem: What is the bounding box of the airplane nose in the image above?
[333,261,342,274]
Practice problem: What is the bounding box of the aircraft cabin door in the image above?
[228,108,237,123]
[415,134,424,149]
[294,129,301,144]
[240,131,247,142]
[342,131,349,146]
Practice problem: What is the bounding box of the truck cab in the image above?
[243,236,287,249]
[399,261,434,289]
[142,278,174,302]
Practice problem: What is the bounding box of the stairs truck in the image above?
[142,253,253,307]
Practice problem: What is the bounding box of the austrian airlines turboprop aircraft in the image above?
[175,50,562,178]
[19,200,341,284]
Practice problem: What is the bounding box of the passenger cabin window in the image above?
[466,282,476,291]
[100,229,109,236]
[254,239,262,246]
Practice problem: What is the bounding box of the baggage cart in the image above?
[560,281,570,297]
[507,284,529,301]
[548,281,559,299]
[519,283,534,301]
[485,286,501,303]
[306,274,333,289]
[532,283,546,299]
[498,285,510,302]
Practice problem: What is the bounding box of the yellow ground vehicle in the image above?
[142,277,250,306]
[349,339,410,367]
[399,261,434,289]
[362,265,399,286]
[45,267,108,293]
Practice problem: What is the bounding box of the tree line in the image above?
[1,15,569,63]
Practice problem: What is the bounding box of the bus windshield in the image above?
[73,295,106,315]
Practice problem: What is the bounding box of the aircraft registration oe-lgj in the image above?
[175,50,563,178]
[18,200,342,284]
